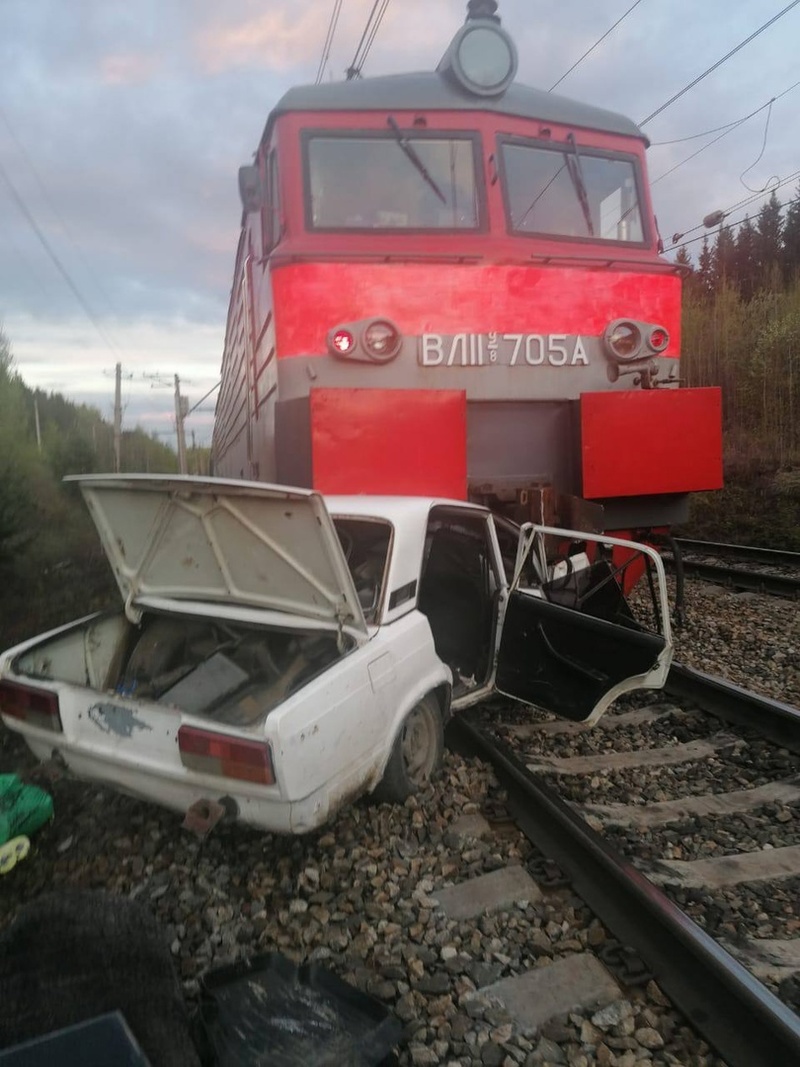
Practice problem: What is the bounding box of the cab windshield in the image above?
[502,139,645,244]
[306,133,481,231]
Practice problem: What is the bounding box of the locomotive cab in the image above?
[213,1,722,570]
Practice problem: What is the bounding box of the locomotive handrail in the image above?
[528,252,689,275]
[265,250,683,273]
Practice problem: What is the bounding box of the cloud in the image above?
[99,52,160,86]
[193,2,330,74]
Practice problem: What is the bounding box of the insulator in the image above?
[466,1,500,23]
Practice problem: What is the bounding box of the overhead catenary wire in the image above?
[549,0,645,92]
[639,0,800,126]
[0,104,128,344]
[649,79,800,187]
[664,168,800,253]
[316,0,344,85]
[360,0,391,69]
[0,156,119,358]
[346,0,391,80]
[649,79,800,147]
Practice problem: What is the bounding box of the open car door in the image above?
[495,525,673,726]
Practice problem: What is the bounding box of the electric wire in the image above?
[649,79,800,187]
[652,123,747,186]
[316,0,344,85]
[0,155,119,357]
[649,79,800,147]
[359,0,391,70]
[346,0,391,79]
[739,101,776,192]
[639,0,800,126]
[549,0,645,92]
[0,105,128,340]
[664,169,800,253]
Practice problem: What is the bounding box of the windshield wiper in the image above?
[565,132,594,237]
[387,116,447,204]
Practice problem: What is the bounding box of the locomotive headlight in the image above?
[603,319,644,363]
[362,319,402,362]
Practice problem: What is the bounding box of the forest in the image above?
[672,185,800,545]
[0,183,799,642]
[0,333,182,643]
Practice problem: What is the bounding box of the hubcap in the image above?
[401,703,438,786]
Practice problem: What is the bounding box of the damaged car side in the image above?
[0,476,673,834]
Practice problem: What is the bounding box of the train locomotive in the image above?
[211,0,722,577]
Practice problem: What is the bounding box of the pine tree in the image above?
[713,225,736,289]
[697,237,715,298]
[755,190,783,282]
[782,183,800,282]
[734,216,757,300]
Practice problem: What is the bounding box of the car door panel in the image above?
[496,591,666,722]
[494,524,672,725]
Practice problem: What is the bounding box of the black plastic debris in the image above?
[0,1011,150,1066]
[0,890,200,1067]
[193,953,403,1067]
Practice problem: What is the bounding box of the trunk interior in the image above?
[13,612,352,727]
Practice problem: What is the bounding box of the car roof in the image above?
[326,495,488,522]
[327,495,495,625]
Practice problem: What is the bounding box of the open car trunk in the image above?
[12,610,354,728]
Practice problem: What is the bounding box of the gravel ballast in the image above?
[1,576,795,1064]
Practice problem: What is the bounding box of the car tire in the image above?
[373,693,443,804]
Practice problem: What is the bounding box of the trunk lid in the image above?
[70,475,368,638]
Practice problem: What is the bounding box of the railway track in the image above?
[667,539,800,599]
[450,663,800,1067]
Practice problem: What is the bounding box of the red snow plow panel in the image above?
[310,388,467,498]
[580,387,723,499]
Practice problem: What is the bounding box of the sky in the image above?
[1,0,798,448]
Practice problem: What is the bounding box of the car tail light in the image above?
[0,680,63,733]
[329,328,356,357]
[362,319,401,361]
[648,326,670,353]
[178,725,275,785]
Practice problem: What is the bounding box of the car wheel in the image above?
[373,694,443,804]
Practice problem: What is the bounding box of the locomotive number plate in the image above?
[419,333,590,368]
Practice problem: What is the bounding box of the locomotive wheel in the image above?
[373,694,443,803]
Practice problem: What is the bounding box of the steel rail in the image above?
[666,661,800,754]
[673,538,800,569]
[449,712,800,1067]
[669,558,800,599]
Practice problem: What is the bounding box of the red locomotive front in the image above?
[212,1,722,545]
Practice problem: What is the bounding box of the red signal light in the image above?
[648,327,670,353]
[330,329,356,357]
[0,679,62,733]
[178,725,275,786]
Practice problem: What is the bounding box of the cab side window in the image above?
[262,149,282,252]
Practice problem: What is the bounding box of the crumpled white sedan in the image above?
[0,476,673,834]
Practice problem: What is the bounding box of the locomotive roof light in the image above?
[438,1,518,99]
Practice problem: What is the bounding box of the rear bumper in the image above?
[6,721,333,835]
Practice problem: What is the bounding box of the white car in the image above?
[0,476,673,834]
